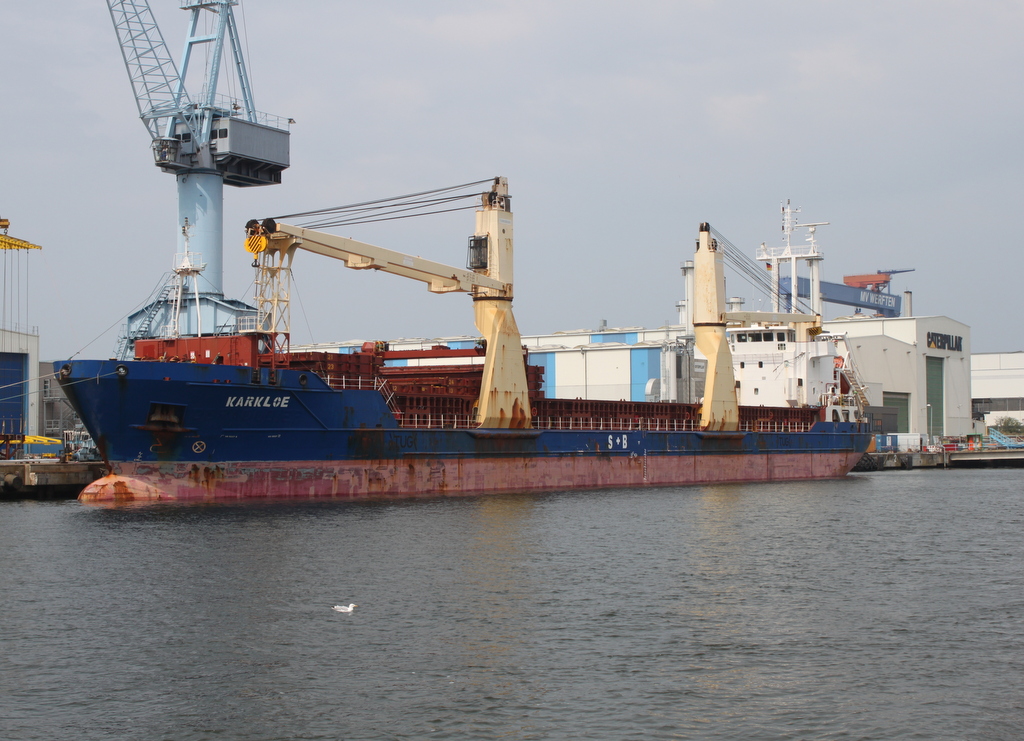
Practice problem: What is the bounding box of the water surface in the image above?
[3,469,1022,739]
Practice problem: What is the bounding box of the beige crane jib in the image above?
[243,178,532,430]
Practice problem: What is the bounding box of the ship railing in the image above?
[819,390,859,408]
[393,415,709,431]
[321,375,404,417]
[533,418,814,432]
[237,315,268,334]
[388,415,815,433]
[398,414,477,429]
[741,420,814,433]
[533,417,701,432]
[325,375,354,389]
[372,378,403,417]
[323,376,382,391]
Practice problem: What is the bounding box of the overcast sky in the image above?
[4,0,1022,360]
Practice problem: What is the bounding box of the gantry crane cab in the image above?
[160,117,290,186]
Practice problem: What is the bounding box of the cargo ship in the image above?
[57,179,871,502]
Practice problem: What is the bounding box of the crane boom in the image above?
[107,0,195,140]
[0,219,42,251]
[244,178,532,429]
[261,222,509,295]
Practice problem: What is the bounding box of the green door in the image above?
[883,392,910,433]
[925,356,944,438]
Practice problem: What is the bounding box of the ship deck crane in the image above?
[244,178,532,430]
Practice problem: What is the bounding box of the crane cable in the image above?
[272,179,496,229]
[709,225,815,315]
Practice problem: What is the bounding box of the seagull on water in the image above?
[332,603,357,613]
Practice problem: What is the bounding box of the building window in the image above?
[974,398,1024,414]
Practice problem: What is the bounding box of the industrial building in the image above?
[971,352,1024,428]
[0,220,42,440]
[0,328,40,438]
[822,316,974,438]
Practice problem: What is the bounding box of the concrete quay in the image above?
[0,460,107,500]
[857,447,1024,471]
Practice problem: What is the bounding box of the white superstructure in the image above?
[728,325,857,409]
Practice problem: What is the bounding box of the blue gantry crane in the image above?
[757,202,915,318]
[107,0,290,357]
[779,268,916,318]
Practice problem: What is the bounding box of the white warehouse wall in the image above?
[825,316,973,436]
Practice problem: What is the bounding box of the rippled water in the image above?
[3,469,1023,740]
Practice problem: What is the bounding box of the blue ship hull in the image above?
[57,359,872,502]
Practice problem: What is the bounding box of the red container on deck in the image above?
[135,335,261,367]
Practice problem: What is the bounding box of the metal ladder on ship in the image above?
[115,279,175,360]
[838,339,871,409]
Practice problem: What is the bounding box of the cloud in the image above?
[6,0,1024,356]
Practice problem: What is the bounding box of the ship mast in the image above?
[692,223,739,431]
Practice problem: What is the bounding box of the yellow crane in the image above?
[0,218,42,252]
